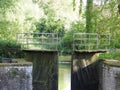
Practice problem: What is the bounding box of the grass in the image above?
[59,55,71,62]
[99,52,120,60]
[59,52,120,62]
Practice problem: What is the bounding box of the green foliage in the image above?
[0,21,20,40]
[99,52,120,60]
[0,39,23,60]
[0,0,21,40]
[34,17,66,50]
[0,0,41,40]
[95,0,120,48]
[72,0,76,11]
[0,0,120,57]
[0,0,19,9]
[34,18,65,37]
[59,21,85,54]
[86,0,93,33]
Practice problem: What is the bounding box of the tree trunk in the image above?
[118,4,120,14]
[86,0,93,33]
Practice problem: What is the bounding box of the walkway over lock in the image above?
[71,33,111,90]
[17,33,59,90]
[17,33,111,51]
[17,33,59,50]
[16,32,112,90]
[73,33,111,51]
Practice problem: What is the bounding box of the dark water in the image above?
[58,63,71,90]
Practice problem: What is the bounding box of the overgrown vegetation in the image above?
[0,39,23,61]
[34,18,65,37]
[99,52,120,60]
[59,21,85,54]
[0,0,120,60]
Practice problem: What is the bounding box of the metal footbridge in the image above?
[16,33,111,51]
[16,33,59,50]
[73,33,111,51]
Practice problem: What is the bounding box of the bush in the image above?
[59,21,85,55]
[0,39,23,61]
[99,52,120,60]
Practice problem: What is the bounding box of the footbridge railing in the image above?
[17,33,111,51]
[16,33,59,50]
[73,33,111,50]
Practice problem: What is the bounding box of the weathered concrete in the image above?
[0,62,32,90]
[71,50,102,90]
[23,49,58,90]
[99,59,120,90]
[71,50,120,90]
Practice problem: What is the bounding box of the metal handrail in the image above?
[73,33,111,50]
[16,33,59,50]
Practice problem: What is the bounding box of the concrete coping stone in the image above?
[22,49,58,53]
[74,50,107,53]
[0,61,32,66]
[102,59,120,67]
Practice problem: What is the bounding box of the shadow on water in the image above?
[58,63,71,90]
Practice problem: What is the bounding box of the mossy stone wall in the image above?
[23,50,58,90]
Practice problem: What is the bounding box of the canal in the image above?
[58,63,71,90]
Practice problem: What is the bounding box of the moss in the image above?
[0,62,32,66]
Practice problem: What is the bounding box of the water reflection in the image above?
[59,63,71,90]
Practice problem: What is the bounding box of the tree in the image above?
[34,18,65,37]
[60,21,85,54]
[95,0,120,48]
[0,0,20,40]
[72,0,94,33]
[0,0,19,9]
[73,0,83,15]
[86,0,93,33]
[0,0,42,40]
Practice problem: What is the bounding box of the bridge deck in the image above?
[74,50,107,53]
[22,49,58,53]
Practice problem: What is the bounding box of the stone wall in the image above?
[71,50,100,90]
[0,62,32,90]
[99,60,120,90]
[23,50,58,90]
[71,50,120,90]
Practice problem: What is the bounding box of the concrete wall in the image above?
[71,51,100,90]
[23,50,58,90]
[71,50,120,90]
[0,63,32,90]
[99,60,120,90]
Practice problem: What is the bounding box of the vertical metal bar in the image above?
[96,34,99,50]
[88,33,90,50]
[109,34,110,50]
[56,33,57,50]
[42,33,43,50]
[26,33,29,49]
[73,33,75,50]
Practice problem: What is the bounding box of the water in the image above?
[58,63,71,90]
